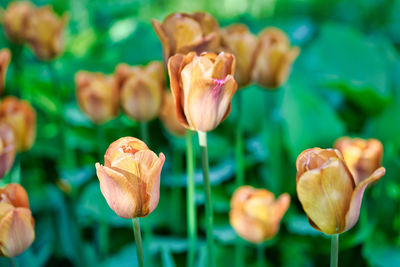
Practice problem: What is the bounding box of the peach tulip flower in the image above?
[3,1,34,43]
[0,122,16,178]
[159,90,186,137]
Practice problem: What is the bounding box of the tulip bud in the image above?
[221,24,258,87]
[0,122,16,179]
[0,49,11,95]
[168,52,238,132]
[152,12,220,63]
[25,6,68,60]
[296,148,385,235]
[159,90,186,137]
[115,61,164,122]
[0,96,36,152]
[252,27,300,89]
[0,183,35,257]
[2,1,34,43]
[334,137,383,184]
[75,71,119,124]
[230,186,290,243]
[95,137,165,218]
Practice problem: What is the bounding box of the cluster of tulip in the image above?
[2,1,68,60]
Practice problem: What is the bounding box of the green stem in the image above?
[235,239,245,267]
[171,146,183,234]
[235,91,245,188]
[11,155,21,184]
[330,234,339,267]
[10,257,18,267]
[198,131,214,267]
[140,121,149,145]
[257,244,266,267]
[132,218,144,267]
[186,130,197,267]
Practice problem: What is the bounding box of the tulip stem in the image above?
[140,122,149,145]
[132,218,144,267]
[330,234,339,267]
[235,91,245,188]
[235,239,245,267]
[11,155,21,184]
[186,130,197,267]
[257,244,266,267]
[10,257,18,267]
[198,131,214,267]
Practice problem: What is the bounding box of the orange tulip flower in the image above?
[230,186,290,243]
[159,90,186,137]
[296,148,385,235]
[168,52,237,132]
[0,183,35,257]
[0,96,36,152]
[2,1,34,43]
[75,71,119,124]
[0,122,16,178]
[0,49,11,95]
[95,137,165,218]
[252,27,299,89]
[334,137,383,184]
[115,61,164,122]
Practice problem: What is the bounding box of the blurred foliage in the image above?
[0,0,400,266]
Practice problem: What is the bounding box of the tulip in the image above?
[0,122,16,179]
[25,6,68,60]
[75,71,119,124]
[0,96,36,152]
[115,62,164,122]
[159,90,186,136]
[221,24,258,87]
[334,137,383,184]
[168,51,238,132]
[0,49,11,95]
[2,1,34,43]
[296,148,385,235]
[230,186,290,243]
[95,137,165,218]
[251,27,300,89]
[152,12,220,63]
[0,183,35,257]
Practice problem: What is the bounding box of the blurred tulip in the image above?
[159,90,186,136]
[0,122,16,179]
[25,6,68,60]
[334,137,383,184]
[0,49,11,95]
[115,61,164,122]
[296,148,385,235]
[168,52,238,132]
[95,137,165,218]
[3,1,34,43]
[152,12,220,63]
[221,24,257,87]
[230,186,290,243]
[0,183,35,257]
[251,27,300,89]
[0,96,36,152]
[75,71,119,124]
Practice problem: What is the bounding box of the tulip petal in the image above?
[211,52,235,80]
[230,209,271,244]
[151,19,171,60]
[0,207,35,257]
[0,183,30,209]
[344,167,385,231]
[275,46,300,88]
[297,158,354,234]
[95,163,139,218]
[273,193,291,222]
[104,137,148,167]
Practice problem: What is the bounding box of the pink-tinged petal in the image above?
[95,163,139,218]
[297,158,354,235]
[344,167,385,231]
[0,206,35,257]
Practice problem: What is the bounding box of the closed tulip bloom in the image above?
[25,6,68,60]
[0,122,16,179]
[168,52,238,132]
[334,137,383,184]
[0,97,36,152]
[159,90,186,136]
[230,186,290,243]
[296,148,385,235]
[152,12,220,63]
[0,49,11,95]
[221,24,258,87]
[116,62,164,122]
[252,27,300,89]
[3,1,34,43]
[75,71,119,124]
[95,137,165,218]
[0,183,35,257]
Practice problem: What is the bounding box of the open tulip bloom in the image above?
[296,147,385,266]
